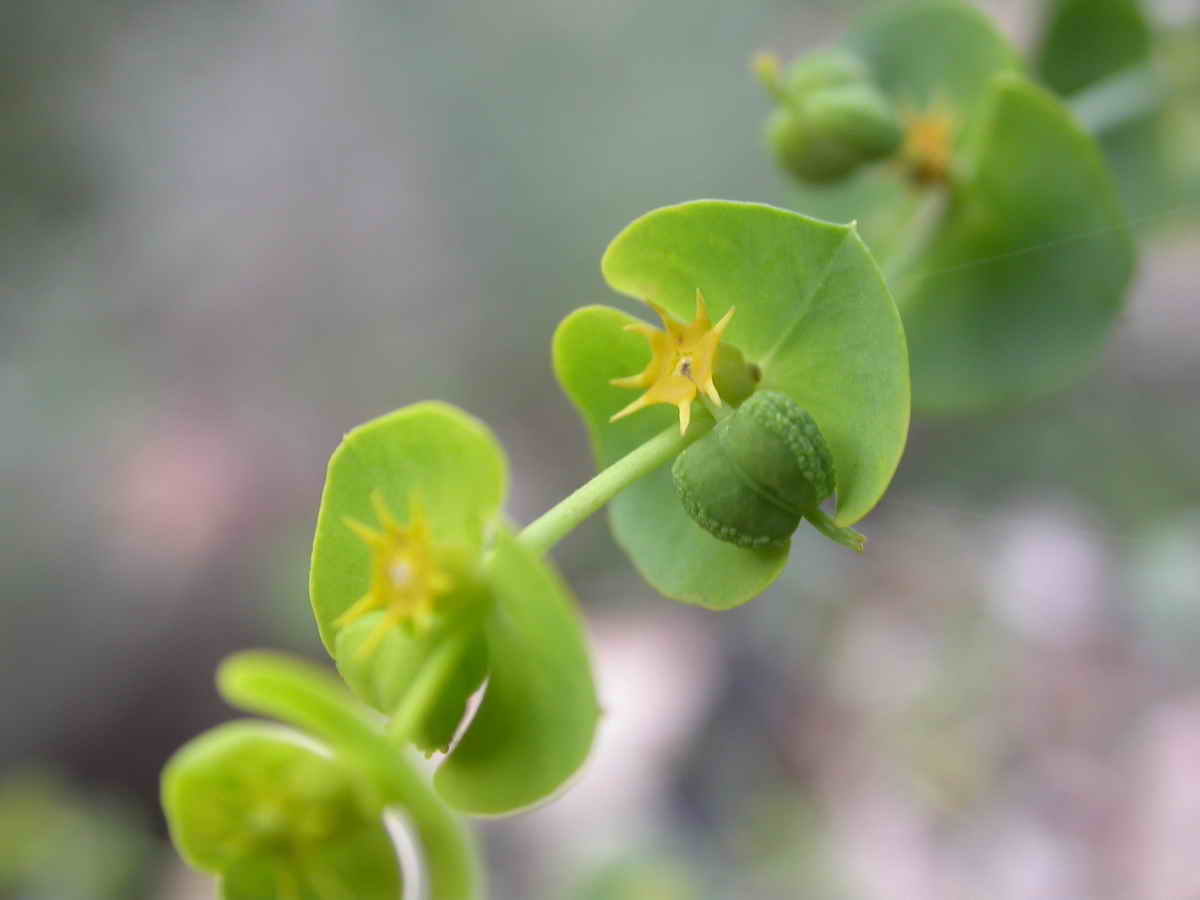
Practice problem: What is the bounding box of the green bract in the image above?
[1037,0,1151,98]
[162,721,401,900]
[214,653,482,900]
[554,200,909,609]
[770,0,1135,413]
[309,402,599,814]
[1036,0,1200,227]
[901,74,1132,412]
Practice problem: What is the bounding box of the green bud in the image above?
[805,83,903,161]
[781,50,868,97]
[760,50,901,184]
[711,341,760,409]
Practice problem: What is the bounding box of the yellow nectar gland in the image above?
[900,98,955,184]
[610,289,735,435]
[336,490,452,658]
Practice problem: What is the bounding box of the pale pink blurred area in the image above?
[104,421,248,594]
[509,606,720,892]
[1130,699,1200,900]
[1122,238,1200,378]
[986,500,1109,648]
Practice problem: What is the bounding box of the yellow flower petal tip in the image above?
[337,490,453,657]
[609,289,735,434]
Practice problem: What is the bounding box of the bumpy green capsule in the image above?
[758,50,902,184]
[672,390,864,551]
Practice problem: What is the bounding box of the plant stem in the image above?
[388,632,471,743]
[1068,64,1162,136]
[702,395,733,423]
[805,508,866,553]
[518,420,711,556]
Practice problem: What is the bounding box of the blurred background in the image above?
[2,0,1198,897]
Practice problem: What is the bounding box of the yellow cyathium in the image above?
[900,98,955,184]
[336,490,452,658]
[610,289,735,435]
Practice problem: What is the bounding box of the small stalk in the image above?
[518,420,712,556]
[388,632,472,744]
[805,508,866,552]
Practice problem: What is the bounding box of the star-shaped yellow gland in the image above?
[610,289,735,435]
[900,98,955,184]
[336,490,453,659]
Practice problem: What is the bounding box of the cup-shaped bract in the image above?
[554,200,909,609]
[162,721,402,900]
[773,0,1134,413]
[309,402,599,815]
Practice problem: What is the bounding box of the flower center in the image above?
[901,100,955,184]
[389,558,413,589]
[609,289,735,434]
[336,491,453,657]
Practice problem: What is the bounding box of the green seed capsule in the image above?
[805,83,903,160]
[673,390,866,551]
[672,391,833,548]
[759,50,902,184]
[781,50,868,97]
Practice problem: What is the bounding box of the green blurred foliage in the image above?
[0,768,156,900]
[1035,0,1200,224]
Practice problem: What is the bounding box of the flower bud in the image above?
[760,50,902,184]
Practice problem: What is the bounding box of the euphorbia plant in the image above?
[160,1,1168,896]
[162,200,909,898]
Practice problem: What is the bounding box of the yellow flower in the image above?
[900,98,955,184]
[610,289,735,434]
[335,490,452,658]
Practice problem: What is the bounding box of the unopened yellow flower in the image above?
[610,289,735,434]
[900,98,955,184]
[336,490,452,658]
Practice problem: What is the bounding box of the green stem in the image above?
[387,632,472,743]
[702,395,733,423]
[753,52,790,105]
[1068,64,1162,136]
[805,508,866,553]
[218,652,484,900]
[518,420,712,556]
